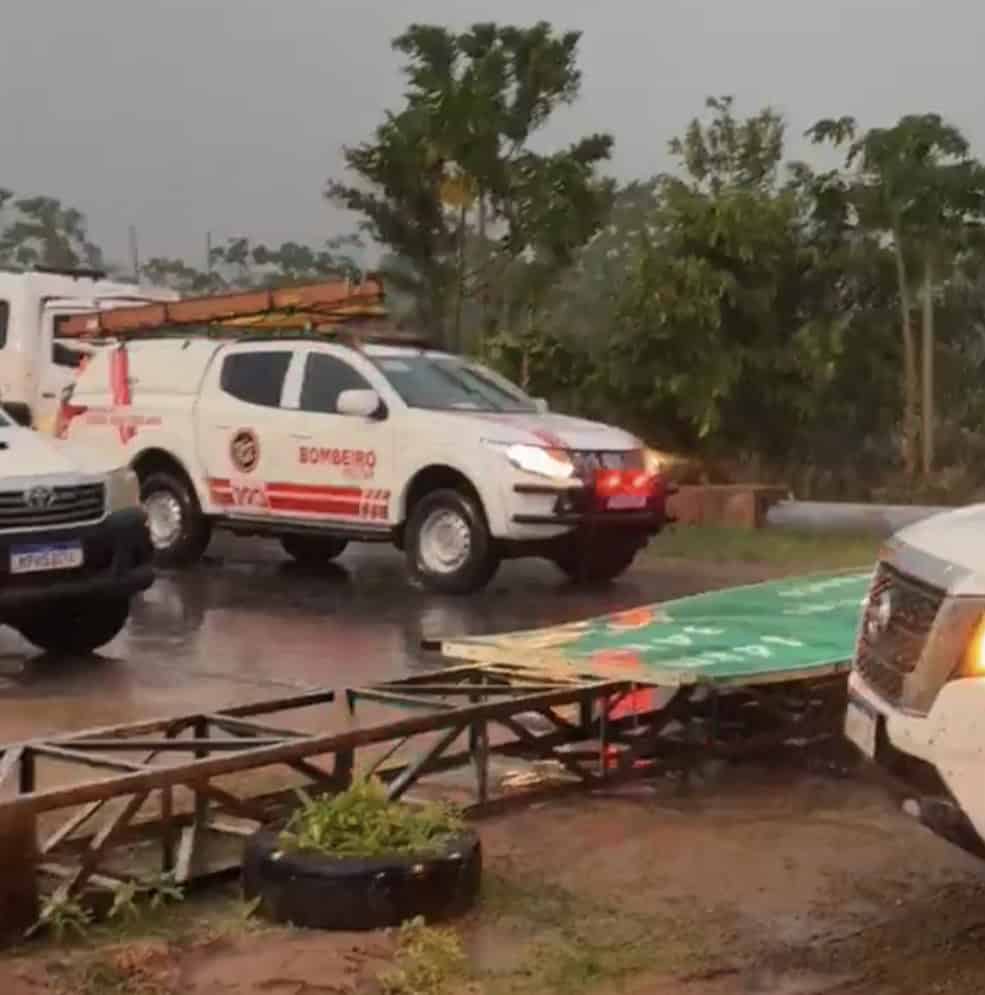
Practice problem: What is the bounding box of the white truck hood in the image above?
[439,410,641,450]
[891,503,985,596]
[0,426,118,482]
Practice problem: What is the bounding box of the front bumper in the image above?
[509,482,666,532]
[0,507,154,615]
[847,672,985,857]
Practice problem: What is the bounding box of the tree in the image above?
[0,195,104,270]
[327,21,613,349]
[142,235,365,294]
[809,113,985,476]
[606,97,848,457]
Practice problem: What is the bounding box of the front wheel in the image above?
[553,534,642,585]
[141,470,212,567]
[17,596,131,655]
[405,489,499,595]
[281,535,348,565]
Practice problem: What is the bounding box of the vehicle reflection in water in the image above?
[0,537,730,741]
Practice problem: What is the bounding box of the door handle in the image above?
[290,433,312,440]
[214,424,231,430]
[41,392,56,399]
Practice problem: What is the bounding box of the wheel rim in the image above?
[418,508,472,575]
[144,491,183,550]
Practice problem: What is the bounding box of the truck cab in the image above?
[0,267,178,431]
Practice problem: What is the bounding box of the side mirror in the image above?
[533,397,549,413]
[337,389,383,419]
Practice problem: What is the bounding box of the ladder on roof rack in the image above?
[54,277,390,340]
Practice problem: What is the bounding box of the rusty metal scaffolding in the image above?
[0,663,846,941]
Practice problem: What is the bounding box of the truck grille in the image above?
[0,483,106,529]
[855,562,945,708]
[571,450,644,480]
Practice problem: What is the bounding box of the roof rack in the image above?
[55,276,387,339]
[32,264,110,281]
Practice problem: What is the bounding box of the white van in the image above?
[0,267,177,432]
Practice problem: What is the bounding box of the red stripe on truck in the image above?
[207,478,390,520]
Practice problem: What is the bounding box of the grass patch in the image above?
[280,778,465,859]
[379,918,470,995]
[646,526,882,570]
[477,869,733,994]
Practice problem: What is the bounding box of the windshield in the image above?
[0,408,10,428]
[373,355,538,413]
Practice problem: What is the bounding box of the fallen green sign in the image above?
[443,570,873,687]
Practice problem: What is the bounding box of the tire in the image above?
[405,488,499,595]
[553,534,642,585]
[281,535,348,565]
[242,829,482,931]
[140,470,212,567]
[17,596,130,655]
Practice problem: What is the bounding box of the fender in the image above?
[129,441,214,512]
[398,457,508,537]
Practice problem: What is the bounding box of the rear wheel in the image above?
[405,489,499,595]
[553,534,641,585]
[140,470,212,567]
[17,596,130,655]
[280,534,348,565]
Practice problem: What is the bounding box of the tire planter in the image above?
[242,828,482,930]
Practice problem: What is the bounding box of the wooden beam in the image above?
[34,745,149,773]
[0,747,23,797]
[54,792,149,899]
[67,738,286,752]
[496,716,598,786]
[386,726,465,802]
[9,681,626,818]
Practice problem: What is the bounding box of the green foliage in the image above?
[327,21,613,347]
[0,194,104,270]
[37,892,94,941]
[144,872,185,911]
[141,234,364,293]
[279,778,465,859]
[378,917,469,995]
[108,881,141,924]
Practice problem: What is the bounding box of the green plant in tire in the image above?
[278,779,465,859]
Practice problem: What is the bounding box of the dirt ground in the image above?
[2,759,984,995]
[2,546,982,995]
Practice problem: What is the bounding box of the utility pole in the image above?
[128,225,140,281]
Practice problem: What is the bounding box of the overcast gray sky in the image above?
[2,0,981,267]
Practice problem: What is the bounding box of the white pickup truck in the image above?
[846,508,985,858]
[0,407,153,654]
[61,336,667,593]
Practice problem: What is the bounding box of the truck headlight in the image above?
[106,466,140,511]
[484,441,574,480]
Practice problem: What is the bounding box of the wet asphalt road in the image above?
[0,536,769,744]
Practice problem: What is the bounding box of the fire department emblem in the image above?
[230,428,260,474]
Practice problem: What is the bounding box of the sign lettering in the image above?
[298,446,377,479]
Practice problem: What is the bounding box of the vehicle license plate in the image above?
[844,698,878,758]
[606,494,648,510]
[10,542,85,575]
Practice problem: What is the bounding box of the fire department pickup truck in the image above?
[846,508,985,858]
[0,405,153,654]
[60,336,666,593]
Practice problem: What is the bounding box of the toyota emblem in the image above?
[24,485,55,511]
